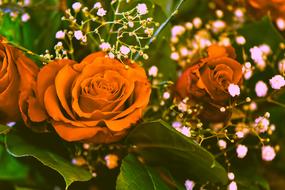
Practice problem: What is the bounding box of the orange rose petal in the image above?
[207,44,228,58]
[113,82,151,120]
[53,122,103,142]
[200,67,229,102]
[105,108,143,132]
[44,85,89,127]
[208,57,242,84]
[176,68,192,97]
[86,129,127,144]
[80,51,106,65]
[37,60,67,106]
[27,96,47,122]
[55,63,79,120]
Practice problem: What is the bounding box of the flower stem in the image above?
[4,40,49,63]
[133,0,186,61]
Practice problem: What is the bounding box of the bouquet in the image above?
[0,0,285,189]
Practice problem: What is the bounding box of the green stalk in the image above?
[4,40,49,63]
[133,0,185,61]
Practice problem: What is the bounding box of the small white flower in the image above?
[270,75,285,89]
[55,42,63,48]
[228,84,240,97]
[228,172,235,180]
[120,45,130,55]
[185,180,195,190]
[144,28,154,36]
[21,13,30,22]
[185,22,193,30]
[24,0,31,6]
[6,122,16,127]
[212,20,225,32]
[249,101,257,111]
[245,62,251,69]
[180,126,191,137]
[255,81,268,97]
[171,25,185,37]
[178,102,187,112]
[72,2,82,12]
[262,146,276,161]
[259,44,271,55]
[244,70,253,80]
[228,181,238,190]
[172,121,182,129]
[97,8,107,17]
[108,52,115,59]
[170,52,179,61]
[236,131,244,139]
[74,30,83,40]
[218,140,227,150]
[255,116,270,133]
[55,30,65,39]
[136,3,148,15]
[99,42,111,51]
[250,46,266,70]
[219,37,231,46]
[236,36,246,45]
[276,17,285,31]
[148,66,158,77]
[93,2,102,9]
[235,9,244,18]
[220,107,226,112]
[179,47,188,57]
[192,17,202,28]
[128,21,134,28]
[82,35,87,43]
[163,92,171,100]
[236,144,248,159]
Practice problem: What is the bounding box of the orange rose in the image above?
[247,0,285,20]
[176,45,242,122]
[27,52,151,143]
[0,38,39,123]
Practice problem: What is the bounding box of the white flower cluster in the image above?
[250,44,271,71]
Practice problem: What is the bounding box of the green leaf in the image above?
[238,16,285,52]
[116,154,171,190]
[126,120,228,184]
[0,124,11,135]
[235,169,270,190]
[5,130,92,189]
[0,137,29,181]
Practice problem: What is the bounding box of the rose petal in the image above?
[105,108,143,131]
[27,96,47,122]
[55,63,79,120]
[53,122,103,142]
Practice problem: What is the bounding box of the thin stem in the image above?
[133,0,186,61]
[4,41,49,62]
[267,96,285,109]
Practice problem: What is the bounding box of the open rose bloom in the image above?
[176,45,243,122]
[0,39,39,123]
[25,52,151,143]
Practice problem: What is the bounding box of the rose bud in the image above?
[0,37,39,124]
[26,52,151,143]
[176,44,242,122]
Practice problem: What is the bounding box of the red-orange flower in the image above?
[27,52,151,143]
[0,38,39,123]
[176,45,242,122]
